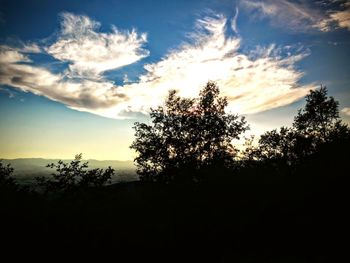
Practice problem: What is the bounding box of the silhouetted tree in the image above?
[35,154,114,193]
[258,127,295,163]
[130,81,248,182]
[294,86,339,139]
[252,86,350,166]
[0,160,18,191]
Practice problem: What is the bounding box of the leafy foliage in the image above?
[131,81,248,182]
[293,86,339,138]
[35,154,114,193]
[0,160,18,190]
[247,86,350,166]
[2,83,350,262]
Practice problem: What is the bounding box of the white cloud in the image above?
[0,13,314,119]
[90,15,314,117]
[329,7,350,30]
[231,7,239,34]
[341,107,350,116]
[0,46,30,63]
[241,0,350,32]
[20,43,42,53]
[46,12,149,79]
[0,46,128,111]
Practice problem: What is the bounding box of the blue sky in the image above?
[1,0,350,160]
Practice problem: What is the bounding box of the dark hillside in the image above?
[1,84,349,262]
[1,153,348,262]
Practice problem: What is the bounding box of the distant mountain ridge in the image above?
[1,158,137,184]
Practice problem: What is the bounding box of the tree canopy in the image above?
[251,86,350,166]
[130,81,248,182]
[35,154,114,193]
[294,86,340,139]
[0,160,18,191]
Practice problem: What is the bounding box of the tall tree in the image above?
[293,86,339,140]
[130,81,248,182]
[254,86,350,165]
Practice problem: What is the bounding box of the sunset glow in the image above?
[1,0,350,160]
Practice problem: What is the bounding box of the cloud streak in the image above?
[241,0,350,32]
[329,3,350,31]
[0,12,314,119]
[46,12,149,79]
[0,46,128,110]
[341,107,350,116]
[108,15,313,117]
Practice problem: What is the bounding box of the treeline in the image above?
[131,81,350,182]
[0,154,115,194]
[1,82,349,193]
[1,82,349,262]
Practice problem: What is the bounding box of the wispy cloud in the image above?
[241,0,350,32]
[341,107,350,116]
[108,15,313,117]
[20,43,42,53]
[0,13,148,114]
[0,86,16,98]
[46,12,149,79]
[329,2,350,30]
[231,7,239,34]
[0,12,314,119]
[0,46,128,110]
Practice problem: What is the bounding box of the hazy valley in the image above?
[1,158,137,184]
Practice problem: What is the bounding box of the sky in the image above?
[0,0,350,160]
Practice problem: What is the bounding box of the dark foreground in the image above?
[2,158,349,263]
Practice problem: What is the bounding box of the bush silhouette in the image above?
[35,154,114,193]
[0,160,18,191]
[130,81,248,182]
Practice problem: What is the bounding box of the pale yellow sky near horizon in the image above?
[0,111,295,161]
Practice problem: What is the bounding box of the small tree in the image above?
[35,154,114,193]
[258,127,295,162]
[130,81,248,182]
[0,160,18,191]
